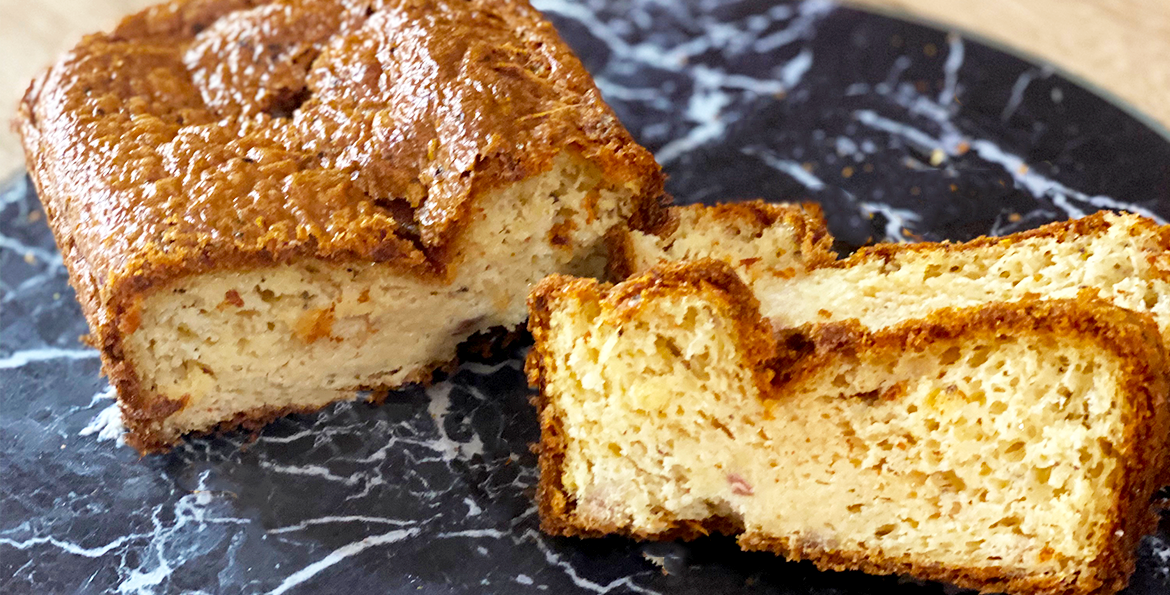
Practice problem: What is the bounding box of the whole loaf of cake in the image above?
[18,0,664,452]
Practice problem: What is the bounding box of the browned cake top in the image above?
[18,0,662,330]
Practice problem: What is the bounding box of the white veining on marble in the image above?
[594,80,675,111]
[654,79,734,164]
[858,201,922,241]
[529,530,662,594]
[1000,67,1043,122]
[267,516,417,535]
[112,472,253,594]
[1149,536,1170,579]
[0,234,62,268]
[849,36,1166,227]
[460,359,523,375]
[1,269,67,304]
[435,528,509,539]
[257,460,368,486]
[117,561,172,595]
[538,0,829,166]
[742,148,826,190]
[778,47,814,89]
[753,0,833,52]
[266,528,424,595]
[0,346,99,369]
[967,140,1167,224]
[937,32,963,108]
[854,109,962,154]
[654,47,818,164]
[253,427,317,444]
[1,182,29,206]
[0,535,137,558]
[465,496,484,516]
[427,382,485,461]
[989,208,1059,237]
[30,359,551,591]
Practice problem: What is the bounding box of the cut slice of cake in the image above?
[607,200,836,282]
[527,261,1170,595]
[613,209,1170,343]
[18,0,664,452]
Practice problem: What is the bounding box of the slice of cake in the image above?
[17,0,664,452]
[527,261,1169,595]
[607,200,836,282]
[613,209,1170,342]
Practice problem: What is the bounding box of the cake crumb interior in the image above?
[126,153,629,441]
[544,290,1128,578]
[753,215,1170,334]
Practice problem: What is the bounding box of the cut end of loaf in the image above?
[121,153,637,451]
[528,261,1169,595]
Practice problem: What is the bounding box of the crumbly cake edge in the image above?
[604,200,835,281]
[527,260,779,539]
[526,260,1170,595]
[837,210,1170,271]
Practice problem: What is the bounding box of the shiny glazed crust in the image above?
[526,261,1170,595]
[16,0,664,450]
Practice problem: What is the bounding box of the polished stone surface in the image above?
[2,0,1168,593]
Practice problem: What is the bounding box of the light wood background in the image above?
[2,0,1169,178]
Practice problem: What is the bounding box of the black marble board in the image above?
[3,0,1170,593]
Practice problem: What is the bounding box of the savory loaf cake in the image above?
[615,209,1170,342]
[527,261,1170,595]
[607,200,835,281]
[17,0,664,452]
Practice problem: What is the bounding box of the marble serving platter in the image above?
[3,0,1169,593]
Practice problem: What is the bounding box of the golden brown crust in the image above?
[603,226,637,282]
[605,200,835,280]
[839,210,1170,270]
[18,0,664,452]
[528,262,1170,595]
